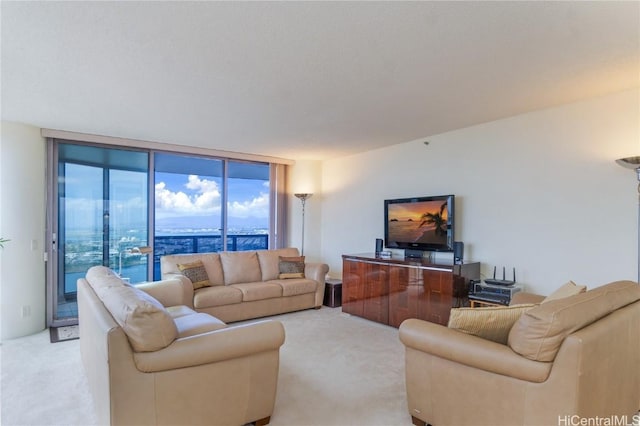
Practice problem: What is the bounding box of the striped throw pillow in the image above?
[448,304,537,344]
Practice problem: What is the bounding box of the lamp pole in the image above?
[616,156,640,283]
[294,193,312,256]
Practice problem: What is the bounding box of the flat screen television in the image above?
[384,194,455,255]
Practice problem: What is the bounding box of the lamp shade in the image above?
[616,156,640,181]
[616,156,640,169]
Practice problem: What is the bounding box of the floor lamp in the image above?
[294,193,312,255]
[616,156,640,283]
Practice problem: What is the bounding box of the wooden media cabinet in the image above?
[342,253,480,327]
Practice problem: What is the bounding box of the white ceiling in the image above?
[2,1,639,161]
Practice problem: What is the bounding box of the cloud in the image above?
[155,175,222,217]
[228,192,269,218]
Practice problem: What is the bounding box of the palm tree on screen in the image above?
[419,202,447,237]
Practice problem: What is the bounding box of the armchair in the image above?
[78,266,285,426]
[399,280,640,426]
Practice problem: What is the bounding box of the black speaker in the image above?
[375,238,383,255]
[453,241,464,264]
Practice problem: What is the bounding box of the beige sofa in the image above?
[160,248,329,323]
[399,280,640,426]
[78,266,285,426]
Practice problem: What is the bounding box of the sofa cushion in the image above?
[508,280,640,361]
[178,260,211,289]
[257,248,301,281]
[174,313,226,338]
[270,278,318,297]
[194,285,243,308]
[448,304,537,344]
[542,280,586,303]
[220,251,262,285]
[278,256,306,279]
[99,285,178,352]
[230,282,283,302]
[166,305,198,318]
[161,253,225,286]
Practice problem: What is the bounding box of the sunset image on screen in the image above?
[387,200,448,245]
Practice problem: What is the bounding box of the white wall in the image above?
[319,89,640,295]
[1,89,638,339]
[0,122,47,340]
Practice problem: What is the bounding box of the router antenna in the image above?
[513,267,516,283]
[492,266,496,279]
[502,266,506,280]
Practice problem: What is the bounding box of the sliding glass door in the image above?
[226,160,270,250]
[152,154,270,279]
[46,140,283,326]
[49,143,149,325]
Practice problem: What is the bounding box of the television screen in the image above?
[384,195,454,253]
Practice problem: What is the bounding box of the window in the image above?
[47,137,288,325]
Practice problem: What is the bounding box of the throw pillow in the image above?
[448,303,537,344]
[542,280,586,303]
[178,260,211,290]
[278,256,305,279]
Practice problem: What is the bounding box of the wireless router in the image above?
[484,266,516,286]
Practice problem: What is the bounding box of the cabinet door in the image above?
[387,265,416,328]
[342,259,365,317]
[422,269,454,326]
[362,262,389,324]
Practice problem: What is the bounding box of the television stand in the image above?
[404,249,424,259]
[342,253,480,327]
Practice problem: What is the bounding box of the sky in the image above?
[63,164,269,232]
[155,172,270,229]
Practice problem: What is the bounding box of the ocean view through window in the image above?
[48,139,284,327]
[152,155,270,279]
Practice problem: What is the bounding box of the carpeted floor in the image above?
[1,307,413,426]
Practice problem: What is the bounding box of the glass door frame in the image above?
[46,140,152,327]
[45,138,286,327]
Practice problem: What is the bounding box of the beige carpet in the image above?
[1,307,413,426]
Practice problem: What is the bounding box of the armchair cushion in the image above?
[174,312,226,338]
[509,280,640,361]
[448,303,537,344]
[542,280,586,303]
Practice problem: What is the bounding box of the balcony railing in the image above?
[63,234,269,292]
[151,234,269,280]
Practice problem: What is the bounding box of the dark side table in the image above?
[323,279,342,308]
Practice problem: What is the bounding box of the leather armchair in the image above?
[399,281,640,426]
[79,266,285,426]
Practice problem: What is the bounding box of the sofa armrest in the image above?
[156,272,195,308]
[305,262,329,283]
[305,262,329,306]
[135,278,188,307]
[399,318,552,383]
[133,320,285,373]
[510,292,545,305]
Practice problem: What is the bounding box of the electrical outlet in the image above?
[21,306,31,318]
